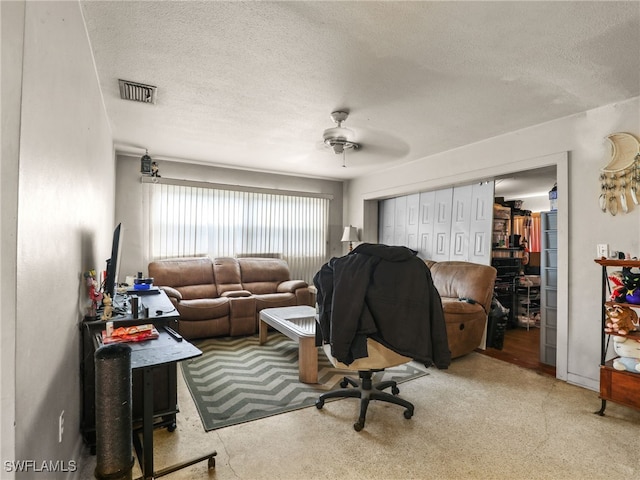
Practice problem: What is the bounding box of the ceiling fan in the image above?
[323,110,359,167]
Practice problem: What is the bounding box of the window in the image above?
[143,179,330,283]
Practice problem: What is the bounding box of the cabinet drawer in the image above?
[600,364,640,411]
[544,231,557,249]
[543,212,557,230]
[544,289,557,308]
[544,250,557,268]
[542,307,557,327]
[544,268,557,287]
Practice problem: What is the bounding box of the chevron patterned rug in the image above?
[180,333,429,431]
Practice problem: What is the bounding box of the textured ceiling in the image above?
[80,1,640,181]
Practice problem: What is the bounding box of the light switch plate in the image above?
[597,244,609,258]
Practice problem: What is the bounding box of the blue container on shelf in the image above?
[133,277,153,290]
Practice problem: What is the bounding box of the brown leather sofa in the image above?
[148,256,314,340]
[426,260,497,359]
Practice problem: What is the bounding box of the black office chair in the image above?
[315,338,414,431]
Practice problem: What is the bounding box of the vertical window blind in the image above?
[143,180,330,283]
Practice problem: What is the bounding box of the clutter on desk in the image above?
[102,324,159,344]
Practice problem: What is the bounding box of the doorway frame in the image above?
[362,151,569,380]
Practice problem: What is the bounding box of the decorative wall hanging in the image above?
[599,132,640,215]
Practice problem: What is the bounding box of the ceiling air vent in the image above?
[118,79,157,104]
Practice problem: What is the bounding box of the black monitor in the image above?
[103,223,122,300]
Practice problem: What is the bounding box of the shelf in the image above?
[595,258,640,267]
[596,259,640,414]
[604,301,640,310]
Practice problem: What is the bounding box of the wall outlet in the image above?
[58,410,64,443]
[597,244,609,258]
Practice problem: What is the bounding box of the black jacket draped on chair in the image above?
[313,243,451,369]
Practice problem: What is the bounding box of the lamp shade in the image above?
[341,225,359,243]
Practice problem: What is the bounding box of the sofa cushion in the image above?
[440,297,486,317]
[221,290,252,298]
[177,284,218,301]
[427,261,496,314]
[252,292,297,311]
[213,257,244,294]
[238,258,291,294]
[149,256,218,293]
[176,297,229,321]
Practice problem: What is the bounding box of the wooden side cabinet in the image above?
[594,258,640,415]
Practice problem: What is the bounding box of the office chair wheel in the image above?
[315,399,325,409]
[354,419,365,432]
[207,456,216,469]
[167,422,177,432]
[403,408,413,419]
[340,379,349,388]
[391,385,400,395]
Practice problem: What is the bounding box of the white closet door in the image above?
[406,193,419,250]
[467,181,494,265]
[431,188,453,262]
[379,198,395,245]
[417,191,436,260]
[394,195,407,246]
[449,185,473,261]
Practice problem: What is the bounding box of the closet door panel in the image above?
[379,198,396,246]
[468,181,494,265]
[431,188,453,262]
[417,191,436,260]
[394,195,408,246]
[449,185,472,261]
[406,193,419,250]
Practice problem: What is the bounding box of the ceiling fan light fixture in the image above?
[322,111,359,155]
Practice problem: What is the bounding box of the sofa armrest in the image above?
[277,280,308,293]
[160,286,182,301]
[221,290,252,298]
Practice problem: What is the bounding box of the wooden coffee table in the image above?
[259,306,318,384]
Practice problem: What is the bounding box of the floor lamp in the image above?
[341,225,359,252]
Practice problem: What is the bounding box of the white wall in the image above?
[114,154,344,278]
[346,97,640,391]
[1,1,25,471]
[4,1,114,474]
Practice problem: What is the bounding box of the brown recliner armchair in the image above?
[426,260,497,358]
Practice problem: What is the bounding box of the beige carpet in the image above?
[78,352,640,479]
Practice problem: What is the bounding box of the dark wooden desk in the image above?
[126,328,215,479]
[81,290,180,452]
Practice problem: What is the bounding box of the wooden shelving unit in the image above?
[594,258,640,415]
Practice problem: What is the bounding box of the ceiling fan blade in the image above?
[356,128,410,160]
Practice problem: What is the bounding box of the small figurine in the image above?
[84,270,103,318]
[604,303,639,336]
[101,294,113,321]
[612,336,640,374]
[151,161,161,178]
[622,267,640,304]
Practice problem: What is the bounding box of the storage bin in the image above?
[545,268,557,287]
[545,250,557,268]
[544,231,557,249]
[545,290,557,308]
[543,307,557,327]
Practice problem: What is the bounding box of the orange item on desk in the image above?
[102,324,159,344]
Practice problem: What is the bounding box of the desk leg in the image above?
[298,337,318,384]
[133,363,217,480]
[142,367,154,479]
